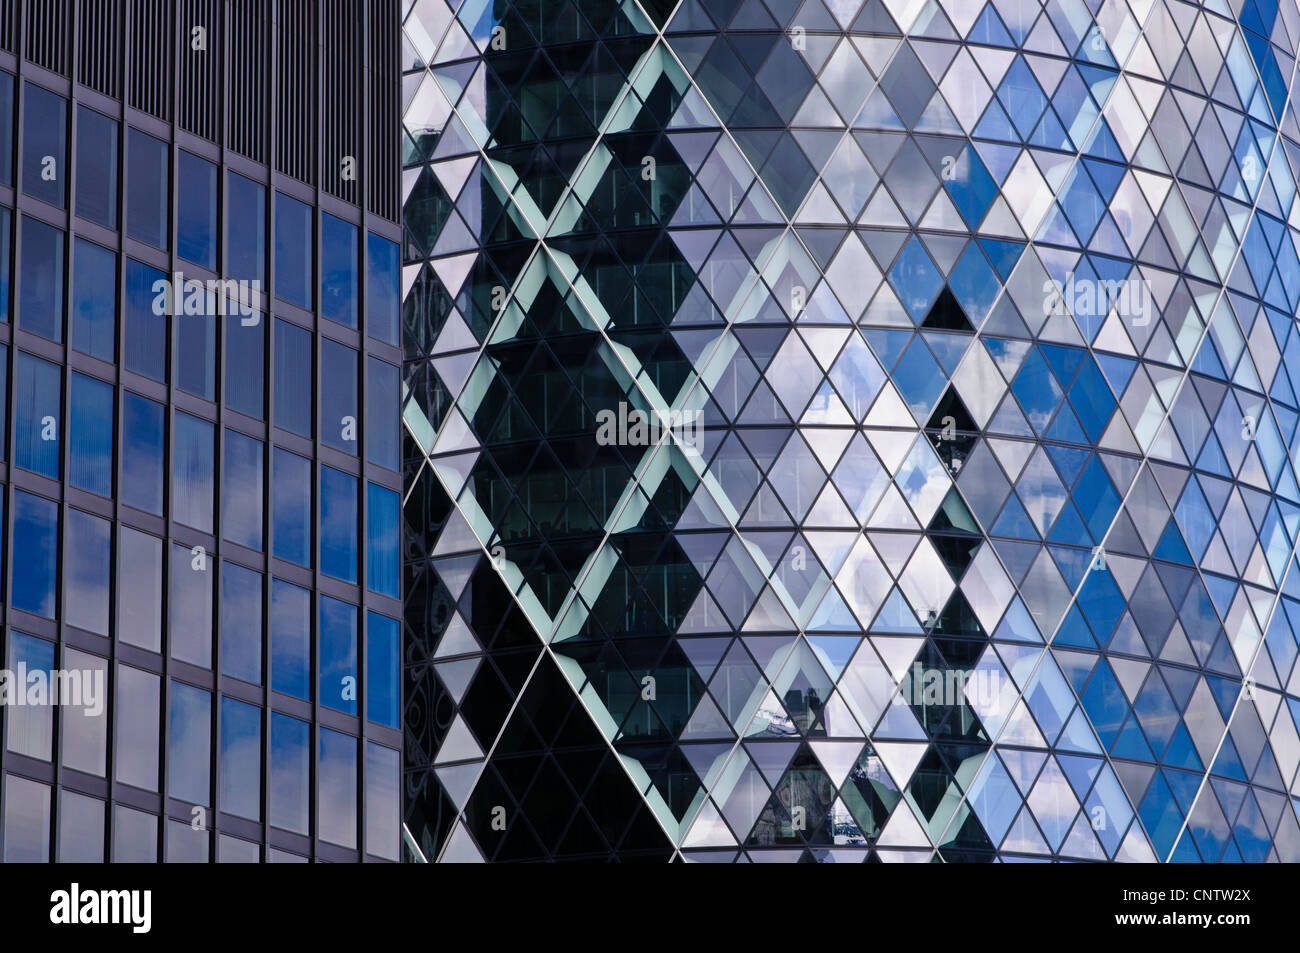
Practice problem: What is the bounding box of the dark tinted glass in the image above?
[321,213,358,327]
[274,192,312,309]
[272,448,311,567]
[366,233,399,344]
[227,172,265,284]
[273,318,312,436]
[224,312,264,418]
[175,285,216,398]
[320,595,357,715]
[271,579,310,700]
[222,429,263,550]
[124,258,167,381]
[14,351,61,478]
[366,357,399,470]
[71,239,116,361]
[22,83,66,207]
[122,392,165,514]
[12,491,57,618]
[69,372,113,497]
[0,71,12,186]
[321,466,357,583]
[18,216,64,342]
[220,562,262,684]
[178,150,217,270]
[126,128,168,249]
[173,412,214,533]
[321,337,357,453]
[75,106,118,228]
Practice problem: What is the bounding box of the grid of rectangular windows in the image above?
[0,33,402,863]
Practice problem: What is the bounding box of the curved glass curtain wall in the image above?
[401,0,1300,863]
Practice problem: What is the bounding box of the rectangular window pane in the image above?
[273,318,312,436]
[15,350,61,478]
[6,632,54,759]
[178,150,217,270]
[127,128,168,249]
[18,215,64,342]
[366,612,400,729]
[71,238,116,361]
[175,284,216,399]
[272,447,311,567]
[320,594,357,715]
[118,527,163,652]
[168,681,210,806]
[75,106,118,228]
[65,509,110,635]
[12,491,57,617]
[122,391,165,513]
[223,429,264,550]
[0,207,10,323]
[366,233,399,344]
[220,562,262,685]
[61,647,108,777]
[167,818,209,862]
[0,71,12,186]
[321,213,358,327]
[274,192,312,309]
[321,466,358,583]
[367,483,400,599]
[270,713,309,835]
[115,665,160,791]
[58,791,104,862]
[125,258,167,381]
[220,697,261,822]
[70,372,114,496]
[321,337,358,454]
[173,411,214,533]
[22,83,66,207]
[366,357,400,470]
[112,805,157,861]
[3,776,50,862]
[225,311,264,418]
[169,542,212,669]
[319,728,357,848]
[227,172,265,284]
[366,743,400,861]
[271,578,310,700]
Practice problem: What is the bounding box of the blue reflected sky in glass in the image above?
[71,238,116,361]
[271,578,310,700]
[69,372,113,497]
[321,466,358,583]
[220,697,262,822]
[366,612,399,729]
[18,215,64,342]
[320,594,357,715]
[220,561,262,685]
[366,483,400,599]
[222,429,263,551]
[64,509,110,636]
[14,350,61,478]
[321,213,358,328]
[167,681,211,807]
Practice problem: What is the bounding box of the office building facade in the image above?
[401,0,1300,861]
[0,0,404,862]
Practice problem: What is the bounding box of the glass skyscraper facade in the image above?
[0,0,403,862]
[401,0,1300,862]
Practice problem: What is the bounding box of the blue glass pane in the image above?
[366,483,400,599]
[122,392,164,514]
[169,543,212,668]
[225,312,264,419]
[0,207,10,322]
[321,466,358,583]
[222,429,263,550]
[175,287,216,399]
[177,150,217,269]
[318,727,357,848]
[366,357,400,470]
[167,681,210,806]
[18,215,64,342]
[64,509,110,635]
[22,83,66,207]
[273,318,312,436]
[0,72,12,186]
[271,579,310,700]
[366,612,400,729]
[124,258,167,381]
[274,192,312,310]
[366,233,399,344]
[12,492,56,617]
[272,448,311,567]
[220,562,262,685]
[219,697,261,821]
[71,238,116,361]
[7,632,54,759]
[321,213,358,328]
[270,713,309,835]
[75,106,117,228]
[320,594,357,715]
[173,412,214,533]
[118,527,162,652]
[14,351,61,478]
[321,337,357,454]
[127,128,168,249]
[69,372,113,497]
[227,172,265,284]
[365,743,400,860]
